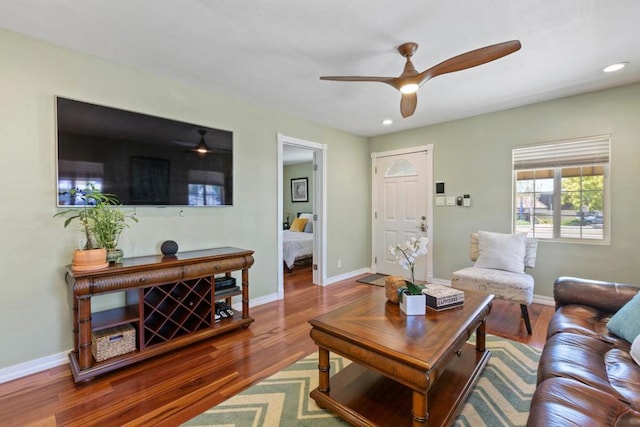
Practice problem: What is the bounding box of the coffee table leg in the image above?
[476,318,487,352]
[412,391,428,426]
[318,347,330,393]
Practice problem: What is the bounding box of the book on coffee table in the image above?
[421,283,464,310]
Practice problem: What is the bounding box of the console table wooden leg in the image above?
[476,318,487,352]
[77,297,92,370]
[317,347,330,393]
[241,268,249,319]
[72,294,79,354]
[412,391,428,426]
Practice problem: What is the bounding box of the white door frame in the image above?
[371,144,434,282]
[277,133,327,298]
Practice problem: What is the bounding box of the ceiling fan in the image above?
[173,129,231,155]
[320,40,521,118]
[193,129,212,154]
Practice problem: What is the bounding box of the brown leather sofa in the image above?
[527,277,640,426]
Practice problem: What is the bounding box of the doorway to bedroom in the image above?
[277,134,326,299]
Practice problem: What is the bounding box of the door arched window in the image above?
[384,159,417,177]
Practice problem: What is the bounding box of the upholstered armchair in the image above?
[451,231,538,335]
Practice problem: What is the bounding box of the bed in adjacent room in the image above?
[283,213,313,272]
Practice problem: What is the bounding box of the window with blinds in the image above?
[187,170,226,206]
[513,135,610,242]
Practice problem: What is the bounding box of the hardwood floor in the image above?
[0,267,554,426]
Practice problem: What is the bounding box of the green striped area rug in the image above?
[184,335,540,427]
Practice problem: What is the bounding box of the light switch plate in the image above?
[436,196,445,206]
[446,196,455,206]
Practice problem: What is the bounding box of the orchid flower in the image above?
[388,236,429,295]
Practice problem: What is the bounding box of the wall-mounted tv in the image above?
[56,97,233,207]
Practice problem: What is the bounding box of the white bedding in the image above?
[283,230,313,269]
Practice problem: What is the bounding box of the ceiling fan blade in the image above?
[418,40,521,83]
[400,92,417,118]
[320,76,395,83]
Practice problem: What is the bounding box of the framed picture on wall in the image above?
[291,177,308,202]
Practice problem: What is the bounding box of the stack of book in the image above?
[421,283,464,311]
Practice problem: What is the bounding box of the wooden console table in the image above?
[65,247,254,382]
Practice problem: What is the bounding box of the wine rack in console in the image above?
[65,247,254,382]
[142,278,213,347]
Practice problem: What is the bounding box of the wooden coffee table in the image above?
[309,289,493,426]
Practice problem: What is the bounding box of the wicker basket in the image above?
[91,324,136,362]
[384,276,406,304]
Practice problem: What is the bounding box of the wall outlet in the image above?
[337,259,342,269]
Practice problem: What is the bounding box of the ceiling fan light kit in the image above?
[195,129,211,154]
[400,83,419,94]
[320,40,521,118]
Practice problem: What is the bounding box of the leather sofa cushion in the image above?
[537,333,640,409]
[553,277,639,314]
[527,377,640,427]
[547,304,630,348]
[607,348,640,409]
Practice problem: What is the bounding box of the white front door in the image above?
[372,147,433,282]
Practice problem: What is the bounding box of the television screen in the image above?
[56,97,233,206]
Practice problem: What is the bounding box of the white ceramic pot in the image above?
[400,292,426,315]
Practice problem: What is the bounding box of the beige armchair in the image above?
[451,231,538,335]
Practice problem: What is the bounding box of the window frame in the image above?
[512,136,611,245]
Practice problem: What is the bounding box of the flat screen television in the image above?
[56,97,233,206]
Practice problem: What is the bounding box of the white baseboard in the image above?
[244,292,280,308]
[532,294,554,306]
[324,267,370,285]
[0,350,70,384]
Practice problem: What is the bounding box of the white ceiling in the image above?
[1,1,639,137]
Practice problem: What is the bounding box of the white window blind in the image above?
[513,135,610,170]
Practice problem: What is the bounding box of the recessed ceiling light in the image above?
[602,62,628,73]
[382,119,393,126]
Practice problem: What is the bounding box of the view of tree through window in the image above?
[560,168,604,239]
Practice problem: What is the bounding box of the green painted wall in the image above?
[0,30,369,369]
[369,83,640,298]
[3,25,638,372]
[283,162,314,222]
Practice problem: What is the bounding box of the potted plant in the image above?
[90,197,138,263]
[389,236,429,315]
[55,184,137,270]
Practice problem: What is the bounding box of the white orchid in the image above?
[388,236,429,295]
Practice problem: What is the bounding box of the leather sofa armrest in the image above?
[554,276,639,312]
